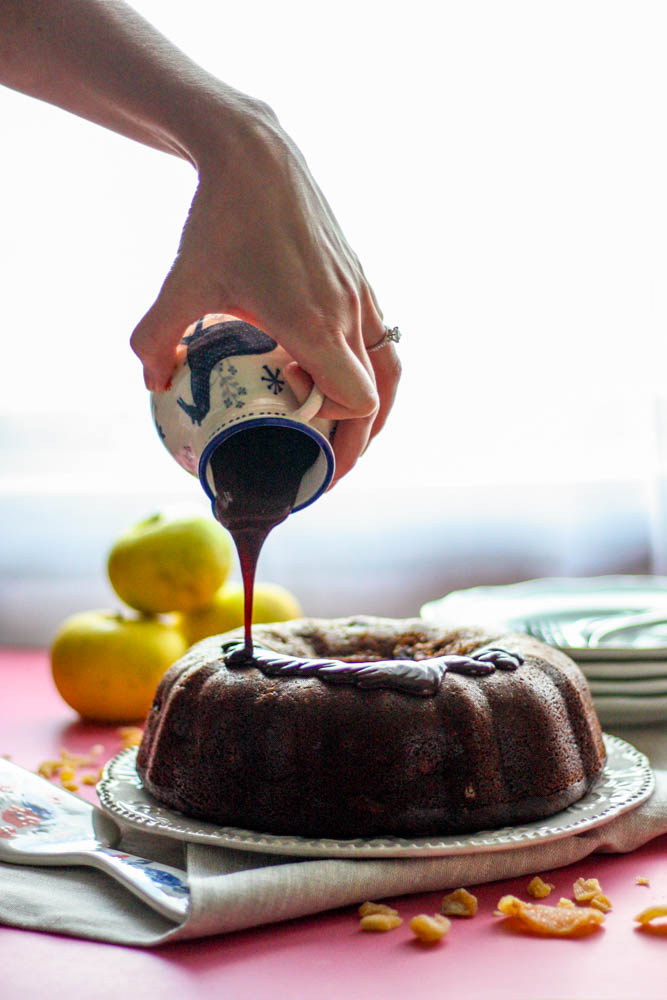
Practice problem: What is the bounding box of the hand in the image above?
[0,2,400,481]
[130,97,401,484]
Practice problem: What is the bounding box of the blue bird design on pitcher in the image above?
[177,318,277,426]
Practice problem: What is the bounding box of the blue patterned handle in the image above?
[87,848,189,922]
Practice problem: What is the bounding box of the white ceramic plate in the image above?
[421,576,667,661]
[588,676,667,696]
[97,736,653,859]
[590,697,667,727]
[581,660,667,681]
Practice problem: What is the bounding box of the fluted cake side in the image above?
[136,616,606,839]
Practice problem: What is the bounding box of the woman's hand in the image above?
[131,96,401,483]
[0,1,401,483]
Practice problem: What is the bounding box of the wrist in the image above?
[180,84,283,174]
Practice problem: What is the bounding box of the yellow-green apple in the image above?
[176,581,303,646]
[50,609,187,722]
[107,513,233,613]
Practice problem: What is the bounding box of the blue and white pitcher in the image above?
[150,314,335,512]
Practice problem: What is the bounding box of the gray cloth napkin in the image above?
[1,769,666,948]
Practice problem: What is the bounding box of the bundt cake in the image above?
[136,616,606,839]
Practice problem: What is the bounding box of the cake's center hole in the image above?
[210,425,319,655]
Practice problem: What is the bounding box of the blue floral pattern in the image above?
[213,361,248,409]
[109,853,190,897]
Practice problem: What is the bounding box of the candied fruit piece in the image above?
[573,877,603,903]
[634,905,667,926]
[527,876,555,899]
[37,760,60,779]
[360,913,403,932]
[410,913,451,943]
[358,901,399,918]
[590,894,612,913]
[496,895,605,937]
[117,726,143,748]
[636,876,650,886]
[557,898,575,908]
[37,745,105,787]
[441,888,478,917]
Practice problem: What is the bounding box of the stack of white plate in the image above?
[421,576,667,726]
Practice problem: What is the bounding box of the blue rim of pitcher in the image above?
[197,417,335,514]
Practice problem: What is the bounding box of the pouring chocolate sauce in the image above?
[149,315,335,660]
[210,425,320,656]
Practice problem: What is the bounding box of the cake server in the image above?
[0,757,189,922]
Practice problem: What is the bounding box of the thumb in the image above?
[130,269,208,390]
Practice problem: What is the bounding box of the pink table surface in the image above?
[1,648,666,1000]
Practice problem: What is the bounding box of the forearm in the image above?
[0,0,239,164]
[1,1,397,470]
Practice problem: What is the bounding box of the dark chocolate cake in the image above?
[136,616,606,839]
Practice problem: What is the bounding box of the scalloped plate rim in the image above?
[96,734,654,858]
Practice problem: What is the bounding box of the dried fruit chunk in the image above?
[117,727,144,749]
[360,913,403,932]
[358,901,399,918]
[573,877,603,903]
[527,876,555,899]
[441,888,478,917]
[636,876,650,886]
[557,898,575,908]
[358,899,402,932]
[571,877,612,912]
[37,760,60,779]
[634,905,667,926]
[496,895,605,936]
[410,913,451,943]
[36,744,105,786]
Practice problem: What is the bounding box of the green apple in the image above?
[107,513,233,613]
[50,609,188,723]
[176,581,303,646]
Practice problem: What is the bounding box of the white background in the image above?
[1,1,666,642]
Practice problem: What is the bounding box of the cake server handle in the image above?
[73,846,190,922]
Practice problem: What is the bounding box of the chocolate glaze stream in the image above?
[224,641,524,696]
[210,425,320,654]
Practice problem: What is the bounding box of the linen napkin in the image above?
[1,765,666,949]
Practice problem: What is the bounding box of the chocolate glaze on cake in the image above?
[137,616,607,840]
[224,639,524,695]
